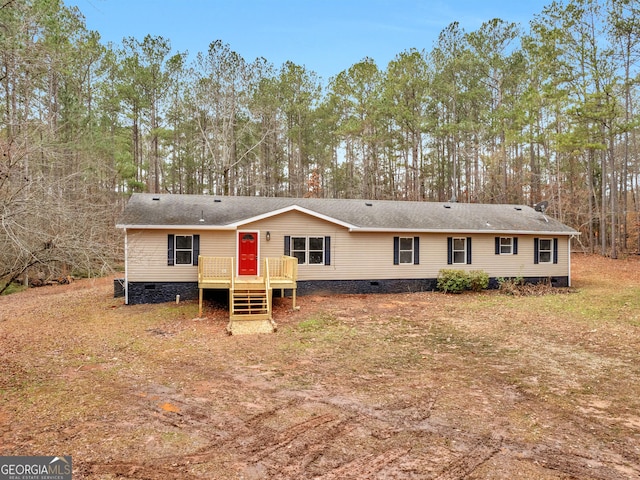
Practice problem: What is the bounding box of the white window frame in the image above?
[538,238,553,264]
[175,234,193,265]
[499,237,513,255]
[399,237,414,264]
[452,237,467,264]
[291,236,325,265]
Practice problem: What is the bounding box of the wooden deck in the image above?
[197,256,298,333]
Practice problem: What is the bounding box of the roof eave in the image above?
[116,224,579,236]
[115,224,236,230]
[350,227,579,235]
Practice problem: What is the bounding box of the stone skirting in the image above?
[122,276,570,304]
[295,276,570,296]
[295,278,438,296]
[126,282,199,304]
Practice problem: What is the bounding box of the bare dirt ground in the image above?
[1,253,640,479]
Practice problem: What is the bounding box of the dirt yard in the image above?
[1,254,640,479]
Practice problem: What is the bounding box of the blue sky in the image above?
[67,0,552,81]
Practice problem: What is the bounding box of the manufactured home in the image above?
[116,194,577,324]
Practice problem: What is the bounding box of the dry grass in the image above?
[1,253,639,479]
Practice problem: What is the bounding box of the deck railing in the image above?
[264,256,272,317]
[198,255,298,285]
[265,255,298,310]
[198,256,234,287]
[198,255,299,318]
[265,255,298,282]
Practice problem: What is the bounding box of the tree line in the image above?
[1,0,639,290]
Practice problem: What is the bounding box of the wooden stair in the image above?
[227,279,275,335]
[198,257,297,334]
[231,288,270,319]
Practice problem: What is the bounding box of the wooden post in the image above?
[292,288,299,310]
[198,288,203,317]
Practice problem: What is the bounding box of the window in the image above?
[175,235,193,264]
[447,237,471,265]
[291,237,306,264]
[495,237,518,255]
[399,237,414,264]
[167,234,199,266]
[538,238,552,263]
[500,237,513,254]
[453,237,466,264]
[291,236,325,265]
[393,237,420,265]
[308,237,324,264]
[534,237,558,264]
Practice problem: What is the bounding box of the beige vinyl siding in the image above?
[434,234,569,279]
[126,211,570,283]
[241,211,343,281]
[319,232,569,280]
[241,212,570,281]
[126,229,235,282]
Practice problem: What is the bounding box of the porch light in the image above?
[266,231,271,241]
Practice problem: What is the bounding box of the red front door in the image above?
[238,232,258,276]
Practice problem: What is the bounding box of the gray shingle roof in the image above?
[116,193,578,235]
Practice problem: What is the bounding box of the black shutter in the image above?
[534,238,539,264]
[553,238,558,264]
[447,237,453,265]
[324,236,331,266]
[284,236,291,256]
[495,237,500,255]
[466,237,472,264]
[513,237,518,255]
[393,237,400,265]
[193,234,200,266]
[168,234,175,266]
[414,236,420,265]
